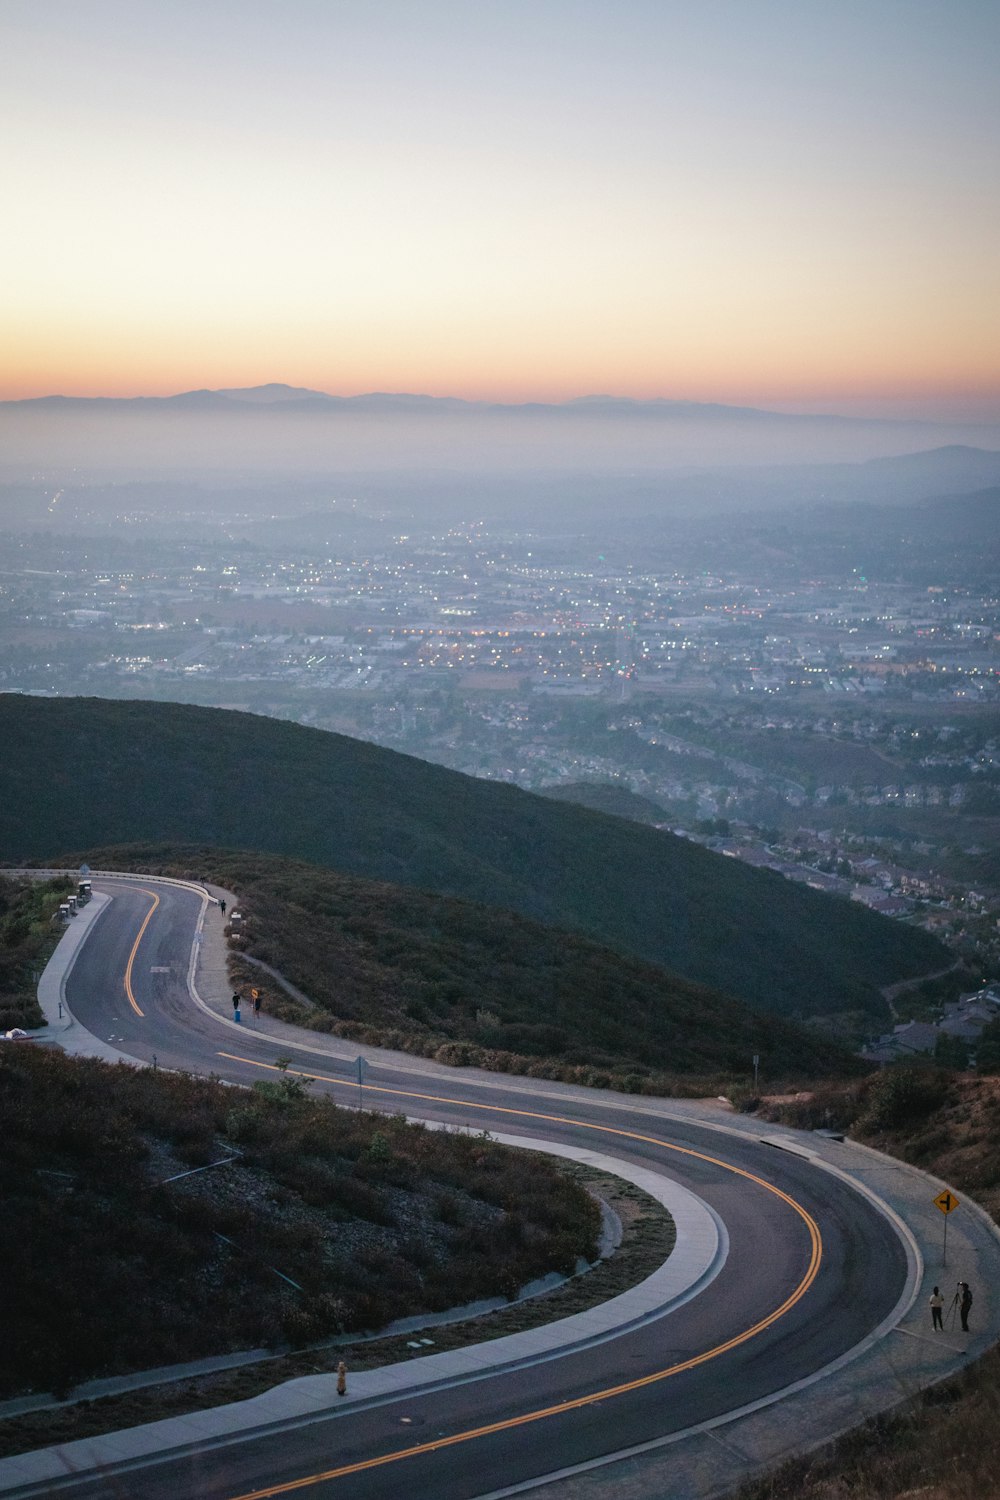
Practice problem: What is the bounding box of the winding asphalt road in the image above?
[50,876,910,1500]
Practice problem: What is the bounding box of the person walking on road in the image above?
[929,1286,944,1331]
[219,898,227,917]
[959,1281,973,1332]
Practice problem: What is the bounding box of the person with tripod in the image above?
[958,1281,973,1332]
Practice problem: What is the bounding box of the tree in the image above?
[934,1034,970,1070]
[252,1055,312,1103]
[974,1020,1000,1074]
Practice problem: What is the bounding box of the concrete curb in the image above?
[34,893,127,1064]
[1,875,724,1495]
[7,870,1000,1500]
[0,1135,722,1496]
[469,1137,1000,1500]
[27,867,214,1065]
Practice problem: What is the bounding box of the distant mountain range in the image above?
[1,382,989,430]
[2,383,997,508]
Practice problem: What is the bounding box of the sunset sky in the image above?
[2,0,998,418]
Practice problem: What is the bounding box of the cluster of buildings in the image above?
[3,517,998,992]
[862,988,1000,1066]
[2,526,998,704]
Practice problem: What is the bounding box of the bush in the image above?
[224,1105,265,1143]
[63,844,868,1086]
[0,1047,599,1396]
[858,1067,952,1133]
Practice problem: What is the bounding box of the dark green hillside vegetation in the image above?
[540,781,671,826]
[0,1046,598,1398]
[77,845,863,1085]
[0,874,72,1030]
[0,694,948,1025]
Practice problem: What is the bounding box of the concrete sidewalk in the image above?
[5,872,999,1500]
[33,892,124,1062]
[0,879,723,1494]
[0,1128,718,1421]
[0,1137,723,1495]
[507,1128,1000,1500]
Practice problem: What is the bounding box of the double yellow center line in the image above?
[123,887,160,1017]
[217,1051,823,1499]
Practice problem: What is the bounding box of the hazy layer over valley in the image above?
[2,386,999,511]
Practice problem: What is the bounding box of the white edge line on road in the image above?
[11,869,976,1500]
[0,1136,727,1496]
[473,1199,921,1499]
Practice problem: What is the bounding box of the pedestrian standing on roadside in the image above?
[337,1361,347,1397]
[929,1286,944,1331]
[232,992,240,1011]
[219,898,227,917]
[959,1281,973,1332]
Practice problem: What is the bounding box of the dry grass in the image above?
[735,1345,1000,1500]
[746,1072,1000,1500]
[758,1074,1000,1225]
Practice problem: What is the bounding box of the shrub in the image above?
[858,1067,952,1133]
[0,1036,605,1396]
[224,1105,265,1143]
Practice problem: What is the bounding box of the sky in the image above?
[2,0,999,419]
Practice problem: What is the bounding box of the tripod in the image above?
[945,1292,961,1331]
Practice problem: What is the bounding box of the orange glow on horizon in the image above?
[2,360,999,422]
[3,4,998,429]
[3,292,999,417]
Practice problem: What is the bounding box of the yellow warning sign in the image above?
[933,1189,960,1215]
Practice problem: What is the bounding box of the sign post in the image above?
[933,1188,960,1266]
[355,1054,368,1112]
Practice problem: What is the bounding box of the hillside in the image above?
[0,1046,598,1398]
[740,1070,1000,1500]
[71,845,862,1086]
[0,694,948,1027]
[539,781,671,826]
[0,875,71,1030]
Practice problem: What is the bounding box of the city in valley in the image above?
[4,6,1000,1498]
[3,479,998,1054]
